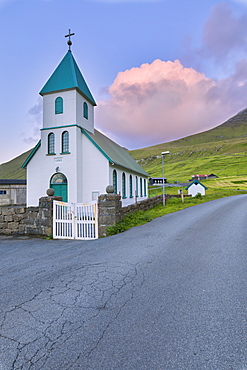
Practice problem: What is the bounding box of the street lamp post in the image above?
[162,151,170,206]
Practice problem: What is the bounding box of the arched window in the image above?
[62,131,69,153]
[113,170,117,194]
[83,102,88,119]
[129,175,133,198]
[48,133,55,154]
[136,176,138,197]
[122,172,126,198]
[140,178,143,197]
[50,173,67,184]
[55,97,63,114]
[144,179,147,196]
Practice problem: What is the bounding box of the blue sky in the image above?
[1,0,247,164]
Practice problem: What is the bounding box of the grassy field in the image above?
[131,141,247,183]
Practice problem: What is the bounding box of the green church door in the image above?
[50,173,68,202]
[50,183,68,201]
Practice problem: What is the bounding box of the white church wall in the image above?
[27,126,82,206]
[42,90,94,133]
[81,134,109,203]
[43,91,76,129]
[75,91,94,134]
[26,145,47,206]
[57,126,78,203]
[109,166,148,207]
[75,127,83,203]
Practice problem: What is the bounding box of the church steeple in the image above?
[39,51,96,106]
[40,34,96,134]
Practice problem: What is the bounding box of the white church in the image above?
[22,34,148,207]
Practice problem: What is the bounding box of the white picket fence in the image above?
[53,200,98,240]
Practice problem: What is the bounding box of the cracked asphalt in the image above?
[1,195,247,369]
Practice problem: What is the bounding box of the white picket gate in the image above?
[53,200,98,240]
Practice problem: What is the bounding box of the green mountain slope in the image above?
[130,108,247,181]
[0,149,32,179]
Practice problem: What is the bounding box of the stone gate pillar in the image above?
[98,186,122,237]
[38,195,62,236]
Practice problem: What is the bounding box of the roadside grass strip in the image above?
[106,188,247,236]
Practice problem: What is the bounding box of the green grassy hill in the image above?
[0,149,32,179]
[130,108,247,184]
[1,107,247,186]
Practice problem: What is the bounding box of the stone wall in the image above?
[98,193,191,237]
[121,195,163,219]
[0,196,61,237]
[0,193,190,238]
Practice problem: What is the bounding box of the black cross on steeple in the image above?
[65,29,75,51]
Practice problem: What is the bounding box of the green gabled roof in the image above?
[22,140,41,168]
[186,180,208,190]
[39,51,96,106]
[83,129,148,177]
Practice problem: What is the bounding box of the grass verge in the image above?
[106,188,247,236]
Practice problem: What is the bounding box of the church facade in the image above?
[23,45,148,207]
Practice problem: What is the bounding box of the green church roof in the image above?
[83,129,148,177]
[21,140,41,168]
[39,51,96,106]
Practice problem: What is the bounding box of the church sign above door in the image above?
[54,157,63,163]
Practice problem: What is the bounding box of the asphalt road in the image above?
[1,195,247,369]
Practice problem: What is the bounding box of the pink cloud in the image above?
[96,59,247,149]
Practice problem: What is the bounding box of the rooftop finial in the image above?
[65,29,75,51]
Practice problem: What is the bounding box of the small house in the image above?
[190,174,218,181]
[0,179,26,206]
[186,180,208,197]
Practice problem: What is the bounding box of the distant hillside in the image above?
[0,149,32,179]
[130,108,247,181]
[1,108,247,181]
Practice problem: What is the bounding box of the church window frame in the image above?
[83,102,88,119]
[122,172,126,199]
[129,175,133,198]
[55,97,63,114]
[113,170,117,194]
[61,131,70,154]
[144,179,147,197]
[47,132,55,154]
[136,176,139,197]
[140,178,143,197]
